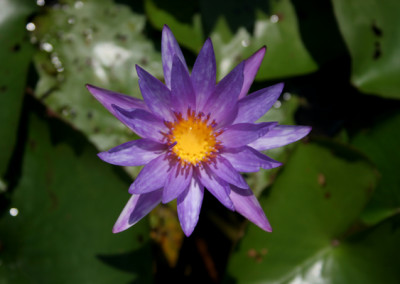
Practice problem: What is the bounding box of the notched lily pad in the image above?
[332,0,400,98]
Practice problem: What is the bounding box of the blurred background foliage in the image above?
[0,0,399,283]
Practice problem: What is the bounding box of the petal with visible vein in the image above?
[136,65,174,121]
[162,25,188,89]
[191,38,216,109]
[208,156,248,189]
[86,84,147,115]
[113,189,163,233]
[177,178,204,236]
[202,62,244,128]
[238,46,266,99]
[219,122,277,148]
[197,167,234,210]
[171,56,196,114]
[98,139,167,167]
[221,146,282,172]
[162,164,193,203]
[234,83,284,124]
[129,154,171,194]
[229,185,272,232]
[112,106,167,142]
[249,125,312,151]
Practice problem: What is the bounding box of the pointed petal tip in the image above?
[85,83,99,95]
[255,45,267,57]
[112,225,124,234]
[182,227,195,237]
[162,24,171,32]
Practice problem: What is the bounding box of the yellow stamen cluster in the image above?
[165,111,221,166]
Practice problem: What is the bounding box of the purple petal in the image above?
[249,125,312,151]
[219,122,277,148]
[136,65,174,121]
[98,139,167,167]
[202,62,244,128]
[191,38,216,109]
[86,84,147,118]
[208,156,248,189]
[162,25,188,89]
[238,46,266,99]
[162,164,193,203]
[177,178,204,236]
[234,83,284,124]
[129,154,171,194]
[197,167,234,210]
[113,105,167,142]
[113,189,163,233]
[221,146,282,172]
[229,185,272,232]
[171,56,196,115]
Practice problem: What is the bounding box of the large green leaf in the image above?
[145,0,318,80]
[225,142,391,283]
[32,0,163,151]
[0,0,36,177]
[332,0,400,98]
[351,111,400,225]
[0,105,152,283]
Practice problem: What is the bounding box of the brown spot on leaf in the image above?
[318,173,326,187]
[324,192,331,199]
[371,20,383,37]
[331,239,340,247]
[373,41,382,60]
[247,248,267,262]
[12,43,21,52]
[247,248,257,258]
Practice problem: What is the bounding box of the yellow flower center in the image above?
[165,111,221,166]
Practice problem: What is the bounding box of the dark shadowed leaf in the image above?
[0,105,152,283]
[0,0,36,177]
[351,111,400,225]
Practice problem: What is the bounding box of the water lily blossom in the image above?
[86,25,311,236]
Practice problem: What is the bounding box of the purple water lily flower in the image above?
[86,25,311,236]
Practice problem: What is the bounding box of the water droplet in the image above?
[51,53,64,72]
[270,14,279,23]
[9,208,19,217]
[26,22,36,32]
[74,1,84,9]
[41,42,53,52]
[241,39,250,47]
[283,92,291,101]
[36,0,45,6]
[273,101,281,108]
[67,17,75,25]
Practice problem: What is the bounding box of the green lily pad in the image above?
[351,111,400,225]
[32,0,163,151]
[226,141,386,283]
[0,105,152,283]
[0,0,36,177]
[332,0,400,98]
[145,0,318,80]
